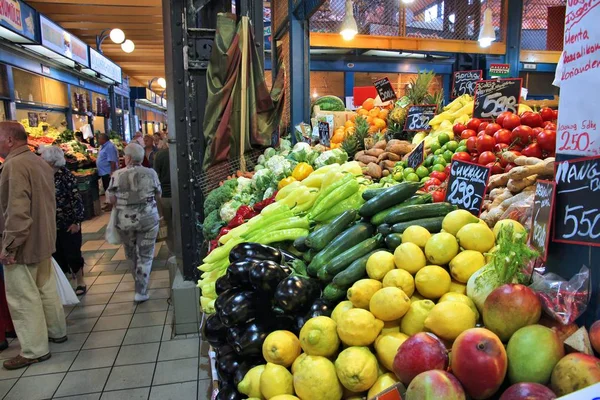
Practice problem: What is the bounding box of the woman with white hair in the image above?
[40,146,86,295]
[107,143,161,302]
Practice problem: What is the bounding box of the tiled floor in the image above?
[0,214,211,400]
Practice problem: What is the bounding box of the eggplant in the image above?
[226,259,262,287]
[215,343,236,358]
[216,383,243,400]
[249,260,290,293]
[229,242,283,263]
[293,313,308,335]
[216,351,242,383]
[227,324,244,346]
[279,248,302,263]
[232,321,269,357]
[203,314,228,347]
[217,290,259,327]
[215,275,235,295]
[305,298,334,318]
[274,275,321,313]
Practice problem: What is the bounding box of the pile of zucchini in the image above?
[359,182,456,251]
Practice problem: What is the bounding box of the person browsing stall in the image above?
[97,133,119,211]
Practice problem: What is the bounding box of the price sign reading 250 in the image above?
[445,160,492,216]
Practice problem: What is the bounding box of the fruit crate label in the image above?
[404,105,438,132]
[318,121,330,147]
[452,70,482,98]
[473,78,522,120]
[373,77,397,102]
[445,159,492,216]
[529,180,556,261]
[407,140,425,169]
[553,155,600,247]
[489,63,510,77]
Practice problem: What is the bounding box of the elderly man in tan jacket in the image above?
[0,121,67,370]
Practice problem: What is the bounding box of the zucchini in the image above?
[305,210,357,251]
[322,283,349,302]
[303,249,315,263]
[322,235,383,279]
[332,250,379,287]
[362,186,392,201]
[384,203,456,225]
[370,194,432,225]
[385,233,403,250]
[293,236,310,252]
[359,182,421,217]
[377,224,392,236]
[307,223,374,277]
[391,217,445,234]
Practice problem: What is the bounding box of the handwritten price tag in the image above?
[445,160,492,216]
[473,78,522,120]
[373,77,397,102]
[407,140,425,169]
[529,180,556,261]
[404,105,438,132]
[452,70,482,98]
[318,121,330,147]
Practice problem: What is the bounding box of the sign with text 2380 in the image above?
[445,160,491,216]
[373,77,397,102]
[553,156,600,247]
[452,70,482,98]
[529,180,556,261]
[404,105,438,132]
[473,78,522,120]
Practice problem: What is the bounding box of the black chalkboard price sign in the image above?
[445,160,492,216]
[318,121,330,146]
[553,156,600,247]
[404,105,438,132]
[373,77,397,102]
[406,140,425,169]
[473,78,522,120]
[529,180,556,261]
[452,70,482,98]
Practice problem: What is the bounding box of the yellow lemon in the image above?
[456,223,495,253]
[402,226,432,248]
[493,219,526,239]
[369,287,411,321]
[270,396,300,400]
[438,292,480,320]
[334,346,378,392]
[291,353,306,375]
[331,301,353,324]
[337,308,384,346]
[394,243,427,274]
[449,250,486,283]
[299,316,340,357]
[415,265,451,299]
[260,363,294,399]
[262,330,301,368]
[380,319,402,336]
[424,232,459,265]
[347,279,382,309]
[238,364,266,398]
[293,355,343,400]
[375,333,408,371]
[400,299,435,336]
[449,280,467,295]
[424,301,477,341]
[410,292,425,302]
[382,269,415,297]
[368,373,402,399]
[366,251,396,281]
[442,209,480,236]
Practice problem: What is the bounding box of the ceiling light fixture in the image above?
[401,0,415,3]
[121,39,135,53]
[340,0,358,41]
[478,8,495,48]
[149,77,167,91]
[109,28,125,44]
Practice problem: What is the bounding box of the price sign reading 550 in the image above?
[560,205,600,240]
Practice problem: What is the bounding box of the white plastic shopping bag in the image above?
[105,208,122,245]
[52,258,80,306]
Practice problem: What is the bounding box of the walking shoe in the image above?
[134,293,150,303]
[5,331,16,339]
[3,353,51,370]
[49,336,68,344]
[0,340,7,351]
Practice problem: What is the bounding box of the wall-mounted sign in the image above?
[0,0,36,42]
[489,63,510,77]
[40,15,89,67]
[41,64,50,75]
[90,48,122,84]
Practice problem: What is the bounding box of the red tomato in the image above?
[520,111,544,128]
[486,162,504,175]
[493,129,512,144]
[429,171,447,181]
[476,134,496,153]
[424,178,442,191]
[471,155,479,163]
[504,163,516,172]
[466,136,478,153]
[511,145,523,152]
[543,121,557,130]
[498,150,520,167]
[444,164,451,177]
[452,152,471,162]
[537,129,557,152]
[431,189,446,203]
[466,118,482,131]
[522,142,543,158]
[511,125,533,145]
[453,123,467,136]
[553,109,559,120]
[502,113,522,130]
[494,143,509,153]
[496,111,513,127]
[540,107,555,121]
[460,129,477,139]
[531,127,545,139]
[478,121,490,132]
[479,151,497,165]
[485,123,502,136]
[478,130,487,137]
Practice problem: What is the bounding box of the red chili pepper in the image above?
[236,205,254,219]
[246,210,259,219]
[253,194,277,212]
[227,214,245,229]
[208,240,219,253]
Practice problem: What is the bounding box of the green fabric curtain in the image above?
[203,13,285,170]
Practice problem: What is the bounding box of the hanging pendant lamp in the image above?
[340,0,358,41]
[478,7,495,48]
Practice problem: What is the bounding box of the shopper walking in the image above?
[142,134,157,168]
[107,143,161,302]
[153,143,173,253]
[97,133,119,212]
[132,131,145,147]
[0,121,67,370]
[40,146,86,295]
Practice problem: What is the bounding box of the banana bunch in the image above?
[413,95,474,146]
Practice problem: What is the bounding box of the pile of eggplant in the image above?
[203,242,332,400]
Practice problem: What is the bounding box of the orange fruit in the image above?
[369,108,380,118]
[358,108,369,116]
[378,109,389,120]
[368,125,379,134]
[366,116,374,124]
[363,98,375,111]
[373,118,387,130]
[344,120,355,128]
[331,129,346,144]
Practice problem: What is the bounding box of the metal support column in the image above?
[288,0,310,127]
[344,71,354,102]
[505,0,523,78]
[108,85,118,135]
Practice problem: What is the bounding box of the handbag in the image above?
[156,218,168,243]
[52,258,80,306]
[105,208,122,245]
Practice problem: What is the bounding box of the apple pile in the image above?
[452,107,558,175]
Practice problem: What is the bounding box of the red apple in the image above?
[502,114,521,130]
[590,320,600,354]
[485,123,502,136]
[453,123,467,136]
[406,370,466,400]
[493,129,512,144]
[551,353,600,396]
[393,332,449,385]
[452,328,507,400]
[483,284,542,342]
[500,383,556,400]
[467,118,482,131]
[521,111,544,128]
